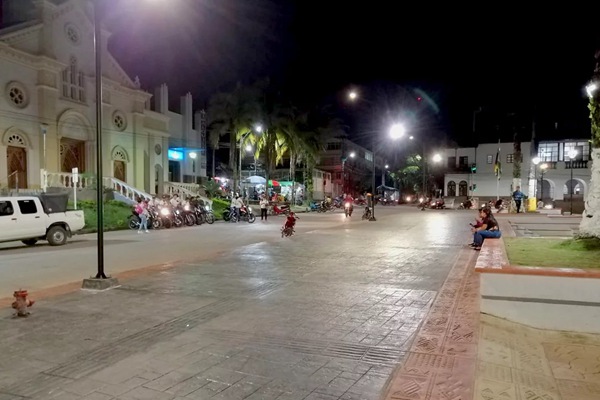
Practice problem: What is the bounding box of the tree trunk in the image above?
[579,148,600,237]
[212,147,216,178]
[305,159,314,203]
[289,153,296,205]
[229,133,238,195]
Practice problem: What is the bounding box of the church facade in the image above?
[0,0,206,195]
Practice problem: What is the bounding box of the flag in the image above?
[494,147,502,180]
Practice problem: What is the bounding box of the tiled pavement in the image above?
[0,208,469,400]
[2,208,600,400]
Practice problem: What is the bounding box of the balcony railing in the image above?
[565,160,588,169]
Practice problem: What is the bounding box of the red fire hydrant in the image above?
[12,289,34,317]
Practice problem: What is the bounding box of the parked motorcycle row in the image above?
[129,202,215,230]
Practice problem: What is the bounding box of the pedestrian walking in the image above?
[512,186,525,213]
[260,195,269,221]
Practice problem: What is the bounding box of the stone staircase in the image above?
[42,171,212,206]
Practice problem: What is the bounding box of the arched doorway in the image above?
[539,179,554,200]
[564,179,585,196]
[447,181,456,196]
[60,138,85,172]
[111,146,129,183]
[4,129,29,189]
[458,180,468,196]
[58,110,93,173]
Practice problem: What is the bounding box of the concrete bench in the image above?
[475,237,600,334]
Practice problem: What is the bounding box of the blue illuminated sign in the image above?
[168,150,183,160]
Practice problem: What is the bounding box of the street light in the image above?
[239,125,262,195]
[389,123,405,140]
[540,163,548,203]
[189,152,197,178]
[348,90,408,221]
[568,149,577,214]
[92,0,107,280]
[432,153,442,163]
[89,0,162,284]
[532,157,540,200]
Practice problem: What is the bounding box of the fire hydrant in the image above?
[12,289,34,317]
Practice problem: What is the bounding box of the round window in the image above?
[113,111,127,131]
[6,82,28,109]
[65,24,80,45]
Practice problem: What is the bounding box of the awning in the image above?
[244,175,266,184]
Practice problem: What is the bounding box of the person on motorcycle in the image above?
[233,195,244,222]
[344,193,354,215]
[285,211,298,230]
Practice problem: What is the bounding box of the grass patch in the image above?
[504,237,600,269]
[72,200,133,233]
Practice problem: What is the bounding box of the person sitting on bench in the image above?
[470,206,501,250]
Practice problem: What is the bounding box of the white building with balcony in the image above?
[442,140,592,203]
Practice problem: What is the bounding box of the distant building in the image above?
[442,139,592,202]
[316,137,384,196]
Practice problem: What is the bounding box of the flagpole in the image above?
[497,177,500,200]
[495,139,501,200]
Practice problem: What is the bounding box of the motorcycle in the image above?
[270,203,290,216]
[362,207,372,220]
[344,201,353,217]
[182,204,197,226]
[309,201,321,212]
[281,214,298,237]
[230,206,256,223]
[194,204,216,224]
[128,207,161,230]
[458,198,474,210]
[223,206,234,222]
[429,198,445,209]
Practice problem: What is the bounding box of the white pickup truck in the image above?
[0,193,85,246]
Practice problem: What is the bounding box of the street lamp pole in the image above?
[540,163,548,203]
[532,157,540,201]
[94,0,106,279]
[568,150,577,215]
[371,135,377,221]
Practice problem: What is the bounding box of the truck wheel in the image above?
[22,239,38,246]
[47,226,67,246]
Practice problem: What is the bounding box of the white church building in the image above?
[0,0,207,198]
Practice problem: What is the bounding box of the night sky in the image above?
[106,1,598,146]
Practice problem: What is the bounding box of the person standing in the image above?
[135,199,149,234]
[260,195,269,221]
[512,186,525,213]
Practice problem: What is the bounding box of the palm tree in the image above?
[286,107,346,203]
[580,61,600,238]
[206,82,260,193]
[398,154,425,194]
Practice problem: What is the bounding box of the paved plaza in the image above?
[0,207,469,399]
[2,207,598,400]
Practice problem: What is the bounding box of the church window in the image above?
[62,57,85,102]
[5,82,28,109]
[113,111,127,131]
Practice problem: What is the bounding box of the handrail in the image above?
[165,182,212,206]
[104,177,152,201]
